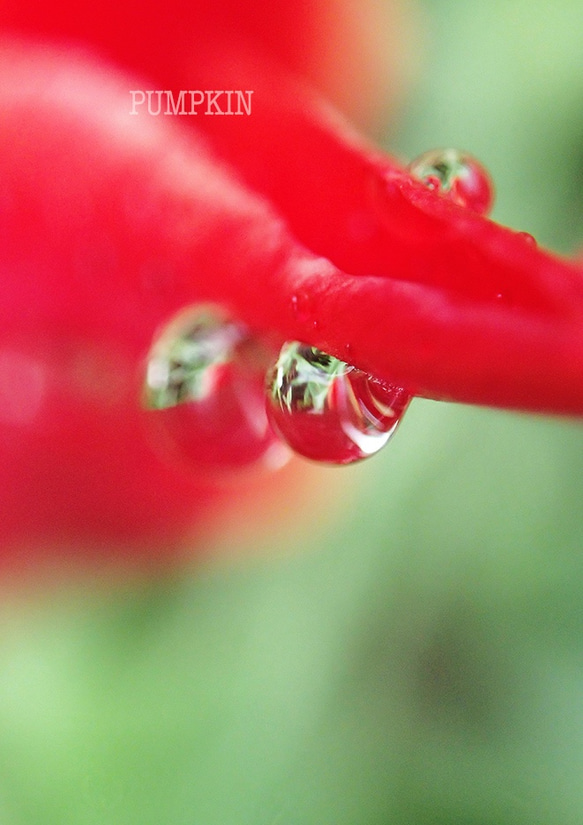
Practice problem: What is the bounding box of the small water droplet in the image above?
[265,342,411,464]
[408,148,494,216]
[144,306,288,471]
[516,231,537,246]
[290,290,312,323]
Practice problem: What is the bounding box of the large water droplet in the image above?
[144,306,288,472]
[265,342,411,465]
[408,148,494,216]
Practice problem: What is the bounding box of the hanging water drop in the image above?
[143,306,288,472]
[265,342,411,465]
[408,148,494,216]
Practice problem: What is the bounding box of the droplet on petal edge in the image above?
[265,341,411,465]
[516,231,537,246]
[408,148,494,216]
[143,305,289,472]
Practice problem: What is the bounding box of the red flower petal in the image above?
[2,33,582,556]
[190,52,583,414]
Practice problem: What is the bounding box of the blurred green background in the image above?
[3,1,583,823]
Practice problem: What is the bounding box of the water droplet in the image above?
[290,290,312,323]
[144,306,288,472]
[265,342,411,464]
[408,148,494,216]
[516,231,537,246]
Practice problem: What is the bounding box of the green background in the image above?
[3,1,583,822]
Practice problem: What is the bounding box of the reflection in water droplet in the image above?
[144,306,288,472]
[266,342,411,464]
[408,148,494,216]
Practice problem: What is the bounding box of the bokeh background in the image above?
[3,1,583,823]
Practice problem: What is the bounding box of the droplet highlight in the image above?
[266,342,411,465]
[144,306,288,472]
[408,148,494,216]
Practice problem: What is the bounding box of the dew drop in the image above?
[265,342,411,465]
[516,231,537,246]
[144,306,288,472]
[408,148,494,216]
[290,290,313,324]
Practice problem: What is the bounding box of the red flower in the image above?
[1,2,582,559]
